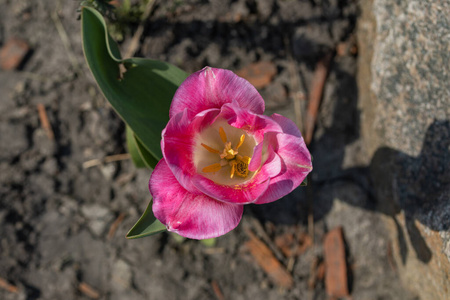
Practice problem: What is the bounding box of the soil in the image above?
[0,0,419,299]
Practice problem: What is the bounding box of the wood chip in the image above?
[245,229,293,289]
[0,277,18,293]
[211,280,224,300]
[275,231,313,257]
[324,227,349,298]
[37,103,54,140]
[0,38,30,70]
[78,282,100,299]
[304,53,332,145]
[236,61,277,89]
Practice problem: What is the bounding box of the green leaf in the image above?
[200,237,217,246]
[134,133,159,169]
[126,200,166,239]
[126,125,159,168]
[126,125,146,168]
[81,6,188,163]
[300,176,308,186]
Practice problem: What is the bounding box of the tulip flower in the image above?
[149,67,312,239]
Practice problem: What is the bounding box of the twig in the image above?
[0,277,18,293]
[308,256,319,289]
[78,282,100,299]
[123,0,156,58]
[211,280,225,300]
[304,53,333,145]
[52,2,83,75]
[83,153,131,169]
[107,212,126,240]
[249,218,285,262]
[104,153,131,163]
[307,176,314,245]
[37,104,54,140]
[286,257,295,273]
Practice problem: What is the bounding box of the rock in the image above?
[317,182,418,299]
[41,157,58,175]
[100,163,116,181]
[81,204,114,237]
[255,0,274,21]
[111,259,132,291]
[357,0,450,299]
[0,121,28,160]
[32,128,57,157]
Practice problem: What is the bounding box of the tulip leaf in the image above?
[300,176,308,186]
[134,134,159,169]
[126,125,146,168]
[200,237,217,246]
[126,125,158,168]
[126,200,167,239]
[81,6,188,164]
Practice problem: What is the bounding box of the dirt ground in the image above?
[0,0,419,299]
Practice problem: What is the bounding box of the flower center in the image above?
[201,127,252,179]
[193,120,257,186]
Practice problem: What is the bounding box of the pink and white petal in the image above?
[248,142,263,172]
[255,132,312,204]
[169,67,265,119]
[162,108,220,193]
[150,159,243,239]
[254,144,283,180]
[269,113,302,137]
[220,102,283,142]
[193,173,270,205]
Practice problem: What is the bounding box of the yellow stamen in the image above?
[229,160,237,178]
[238,155,251,165]
[201,143,220,154]
[202,163,222,173]
[219,127,227,143]
[236,134,245,149]
[200,126,253,179]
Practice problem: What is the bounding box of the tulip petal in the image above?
[193,172,270,205]
[269,113,302,137]
[169,67,265,119]
[221,102,282,142]
[255,132,312,204]
[162,108,220,193]
[150,159,244,239]
[248,141,263,172]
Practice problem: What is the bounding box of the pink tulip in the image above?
[149,67,312,239]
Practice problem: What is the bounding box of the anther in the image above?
[219,127,227,143]
[202,163,222,173]
[235,134,245,149]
